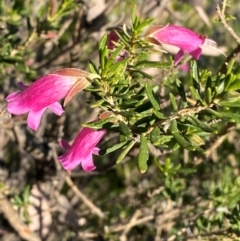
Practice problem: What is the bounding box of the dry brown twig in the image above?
[64,175,105,219]
[217,0,240,73]
[50,143,105,219]
[112,214,154,233]
[216,0,240,45]
[205,124,235,159]
[119,209,142,241]
[0,197,41,241]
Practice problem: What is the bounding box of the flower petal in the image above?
[27,108,46,131]
[189,47,202,60]
[6,92,21,101]
[92,147,100,155]
[174,49,185,66]
[58,153,80,171]
[63,77,90,106]
[59,140,71,150]
[81,153,96,172]
[6,97,29,115]
[48,102,64,116]
[17,82,28,90]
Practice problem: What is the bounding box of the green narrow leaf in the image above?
[153,110,166,119]
[172,132,195,151]
[122,24,130,38]
[138,134,149,173]
[226,58,235,75]
[206,87,212,104]
[224,73,235,91]
[190,86,202,102]
[200,69,212,81]
[14,196,23,206]
[88,60,99,75]
[169,93,178,111]
[119,121,132,137]
[216,71,226,91]
[23,209,31,224]
[191,60,199,82]
[131,70,153,80]
[133,115,154,127]
[150,127,172,146]
[135,101,152,112]
[205,76,212,89]
[90,99,105,108]
[131,5,137,28]
[206,108,240,122]
[176,79,187,106]
[99,34,108,53]
[228,79,240,91]
[218,99,240,107]
[157,135,173,147]
[189,116,217,133]
[116,140,136,163]
[100,49,108,70]
[99,141,129,155]
[186,135,205,146]
[106,59,128,78]
[85,86,102,92]
[136,18,155,32]
[150,127,161,144]
[23,185,30,204]
[99,35,108,69]
[221,91,240,102]
[115,29,130,47]
[133,14,139,30]
[135,60,171,69]
[170,120,195,151]
[105,44,126,68]
[191,61,201,97]
[145,83,160,110]
[82,117,114,129]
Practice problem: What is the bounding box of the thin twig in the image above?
[205,124,235,159]
[221,0,227,16]
[0,197,41,241]
[113,214,154,233]
[64,175,105,219]
[49,143,105,219]
[120,209,141,241]
[157,0,169,18]
[216,3,240,45]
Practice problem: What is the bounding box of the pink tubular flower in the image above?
[146,25,215,65]
[6,68,90,131]
[58,127,106,172]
